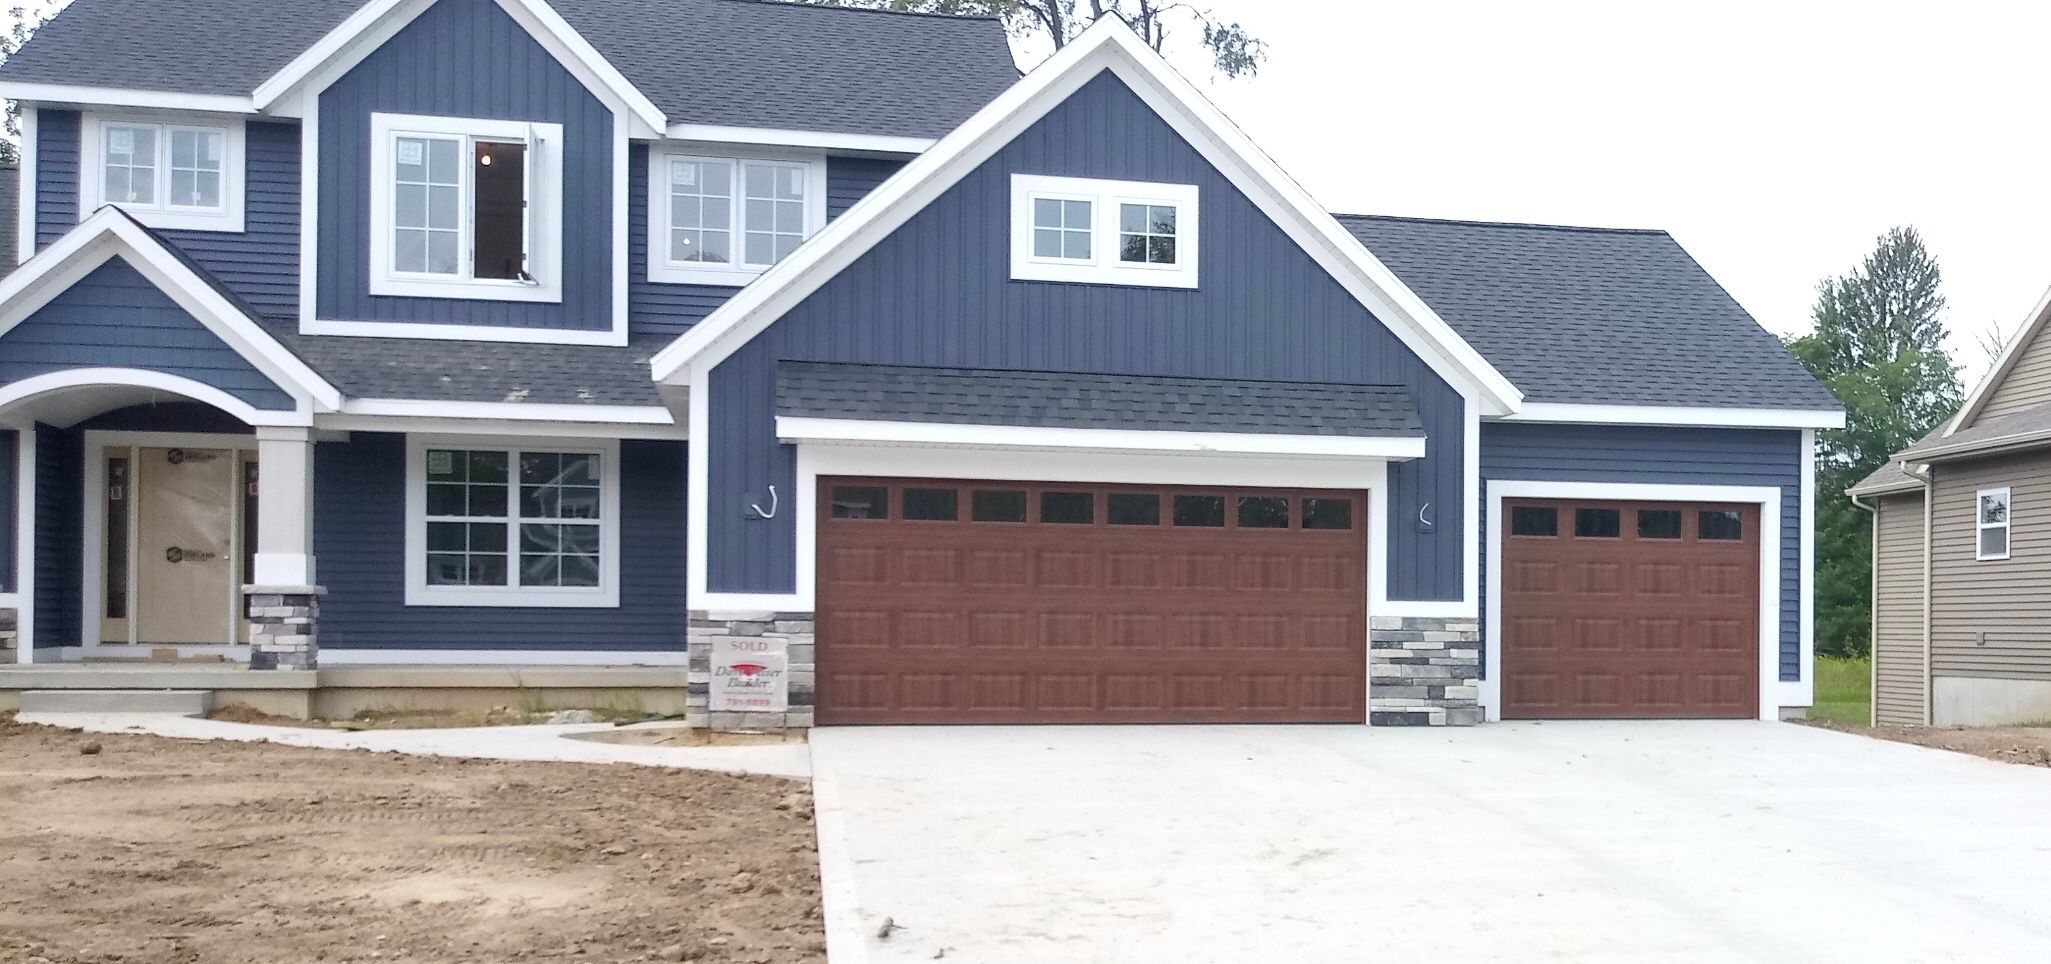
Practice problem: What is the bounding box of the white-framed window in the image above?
[403,436,621,607]
[1009,174,1199,288]
[79,113,246,232]
[369,113,565,303]
[646,146,827,286]
[1977,486,2012,561]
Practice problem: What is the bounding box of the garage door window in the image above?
[1041,491,1095,524]
[1574,507,1621,538]
[1302,498,1353,530]
[1238,496,1290,528]
[1173,494,1226,527]
[1108,493,1161,526]
[1637,509,1683,539]
[903,487,958,521]
[1510,505,1557,536]
[972,489,1027,523]
[830,485,888,519]
[1699,510,1744,541]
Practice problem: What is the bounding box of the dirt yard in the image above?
[0,716,824,964]
[1803,719,2051,768]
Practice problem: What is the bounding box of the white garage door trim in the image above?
[1483,480,1785,722]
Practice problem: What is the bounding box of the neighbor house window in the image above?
[81,114,246,231]
[647,148,826,285]
[1977,487,2012,561]
[369,113,564,303]
[1009,174,1199,288]
[405,438,619,607]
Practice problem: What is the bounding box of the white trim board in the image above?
[648,19,1523,417]
[0,83,257,114]
[1502,403,1846,429]
[16,106,36,266]
[1482,480,1791,723]
[11,426,35,661]
[776,417,1426,461]
[664,124,933,155]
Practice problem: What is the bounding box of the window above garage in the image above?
[1009,174,1199,289]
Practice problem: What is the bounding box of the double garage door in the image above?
[814,478,1368,724]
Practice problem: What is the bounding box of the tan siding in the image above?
[1927,451,2051,681]
[1978,324,2051,421]
[1872,492,1927,725]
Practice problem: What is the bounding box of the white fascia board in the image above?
[1502,402,1847,429]
[1946,282,2051,435]
[16,106,35,265]
[663,123,934,155]
[0,208,342,411]
[0,83,257,114]
[776,416,1426,461]
[252,0,410,108]
[1897,429,2051,463]
[647,19,1523,418]
[337,398,676,423]
[0,368,312,427]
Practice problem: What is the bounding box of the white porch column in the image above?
[252,426,316,586]
[246,426,321,671]
[9,425,34,663]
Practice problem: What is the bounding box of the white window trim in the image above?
[368,113,565,304]
[1009,173,1199,289]
[1976,486,2012,561]
[403,435,621,608]
[645,144,827,286]
[79,112,246,232]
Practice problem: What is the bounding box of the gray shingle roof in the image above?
[264,324,666,405]
[0,0,1017,139]
[1338,215,1840,411]
[1848,462,1922,497]
[777,362,1424,437]
[1897,400,2051,461]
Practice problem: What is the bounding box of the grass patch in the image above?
[1809,655,1871,726]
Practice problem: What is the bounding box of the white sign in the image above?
[710,636,788,713]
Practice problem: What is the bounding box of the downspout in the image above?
[1907,462,1935,726]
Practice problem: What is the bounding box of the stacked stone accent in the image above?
[687,610,815,730]
[245,586,324,671]
[1369,615,1482,726]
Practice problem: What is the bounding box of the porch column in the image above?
[8,425,33,664]
[246,426,322,670]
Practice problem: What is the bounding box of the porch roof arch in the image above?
[0,367,312,428]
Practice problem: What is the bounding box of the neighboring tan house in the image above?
[1852,290,2051,726]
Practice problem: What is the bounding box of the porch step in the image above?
[18,689,211,715]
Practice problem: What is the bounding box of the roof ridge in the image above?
[1331,212,1670,237]
[715,0,1003,23]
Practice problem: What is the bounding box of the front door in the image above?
[99,444,254,646]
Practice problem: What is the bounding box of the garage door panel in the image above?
[1503,498,1759,720]
[818,478,1367,724]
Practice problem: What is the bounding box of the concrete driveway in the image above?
[809,722,2051,963]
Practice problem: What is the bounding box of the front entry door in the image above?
[133,447,238,645]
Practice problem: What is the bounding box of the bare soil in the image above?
[205,705,653,730]
[1802,719,2051,768]
[0,715,824,964]
[566,727,803,749]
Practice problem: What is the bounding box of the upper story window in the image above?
[368,113,565,304]
[1009,174,1199,289]
[646,147,826,286]
[1977,487,2012,561]
[80,113,246,232]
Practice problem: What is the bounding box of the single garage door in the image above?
[1501,499,1761,719]
[815,478,1368,724]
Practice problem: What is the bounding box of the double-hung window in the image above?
[81,114,245,231]
[369,113,565,303]
[647,148,825,285]
[1977,487,2012,561]
[406,438,620,607]
[1009,174,1199,288]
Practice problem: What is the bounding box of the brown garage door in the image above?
[815,478,1368,724]
[1501,499,1761,719]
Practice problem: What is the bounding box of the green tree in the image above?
[799,0,1265,77]
[1786,226,1963,657]
[1,3,57,166]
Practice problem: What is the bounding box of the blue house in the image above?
[0,0,1841,726]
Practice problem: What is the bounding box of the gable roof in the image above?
[651,18,1524,416]
[1943,283,2051,435]
[0,0,1016,139]
[1337,215,1841,411]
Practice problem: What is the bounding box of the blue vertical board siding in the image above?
[0,257,297,410]
[1479,422,1803,681]
[32,424,80,648]
[0,430,13,593]
[313,434,688,651]
[315,0,613,332]
[628,150,910,339]
[36,114,302,321]
[702,71,1465,596]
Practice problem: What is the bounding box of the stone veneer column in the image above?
[687,610,815,730]
[246,586,324,670]
[1369,615,1482,726]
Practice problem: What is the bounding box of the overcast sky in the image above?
[1041,0,2051,383]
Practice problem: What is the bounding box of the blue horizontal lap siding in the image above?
[0,258,297,410]
[628,149,908,339]
[313,434,687,651]
[1479,422,1803,681]
[703,71,1465,597]
[315,0,612,332]
[33,110,79,250]
[33,424,80,648]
